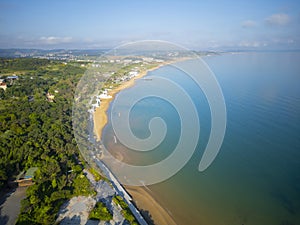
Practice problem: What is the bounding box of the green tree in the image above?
[89,202,113,221]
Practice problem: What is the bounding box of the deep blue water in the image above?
[103,52,300,225]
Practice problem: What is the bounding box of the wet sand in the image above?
[93,58,191,225]
[125,186,177,225]
[93,58,192,141]
[102,140,178,225]
[94,63,170,141]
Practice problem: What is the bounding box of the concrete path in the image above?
[0,187,27,225]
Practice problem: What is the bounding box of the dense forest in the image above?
[0,58,96,224]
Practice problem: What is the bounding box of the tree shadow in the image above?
[0,187,16,225]
[280,220,295,225]
[140,209,155,225]
[59,215,81,225]
[0,215,9,225]
[270,191,295,215]
[85,219,100,225]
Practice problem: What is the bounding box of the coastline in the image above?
[93,59,188,225]
[94,61,173,141]
[125,185,177,225]
[102,135,178,225]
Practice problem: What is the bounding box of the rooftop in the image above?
[24,167,38,179]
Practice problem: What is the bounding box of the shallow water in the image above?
[103,52,300,225]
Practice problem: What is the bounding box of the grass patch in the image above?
[88,167,103,182]
[89,202,113,221]
[73,172,96,196]
[113,195,138,225]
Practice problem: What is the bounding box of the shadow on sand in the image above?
[140,209,155,225]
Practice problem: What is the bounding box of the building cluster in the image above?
[89,89,113,112]
[99,57,164,65]
[88,56,164,113]
[46,92,55,102]
[0,78,6,91]
[98,90,112,100]
[112,70,139,84]
[0,74,60,104]
[15,167,38,187]
[0,75,19,91]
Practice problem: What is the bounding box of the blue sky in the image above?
[0,0,299,50]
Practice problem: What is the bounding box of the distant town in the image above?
[0,48,224,61]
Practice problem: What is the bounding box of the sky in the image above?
[0,0,300,50]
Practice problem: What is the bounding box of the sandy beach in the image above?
[93,59,188,225]
[94,62,171,141]
[93,69,148,141]
[125,185,177,225]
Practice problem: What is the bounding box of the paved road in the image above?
[88,107,148,225]
[94,159,148,225]
[0,187,27,225]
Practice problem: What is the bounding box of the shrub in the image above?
[89,202,112,221]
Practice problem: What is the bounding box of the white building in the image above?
[129,71,138,77]
[0,79,7,91]
[99,90,112,99]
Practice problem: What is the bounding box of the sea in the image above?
[102,52,300,225]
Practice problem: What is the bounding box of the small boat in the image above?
[142,78,153,81]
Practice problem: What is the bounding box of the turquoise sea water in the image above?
[103,52,300,225]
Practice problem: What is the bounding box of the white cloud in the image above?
[39,36,73,45]
[265,13,291,26]
[242,20,257,28]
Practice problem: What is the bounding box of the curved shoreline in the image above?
[93,59,189,225]
[93,58,192,141]
[94,63,165,142]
